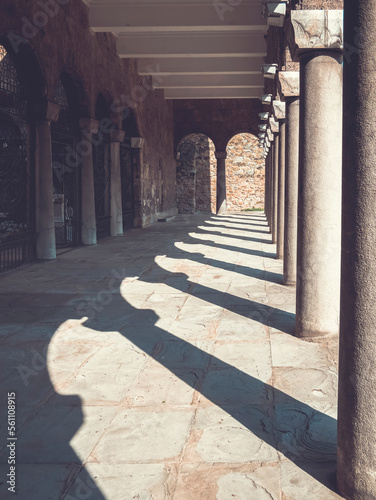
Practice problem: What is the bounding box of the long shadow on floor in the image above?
[194,227,272,244]
[188,234,276,259]
[0,213,336,498]
[169,250,283,285]
[203,221,271,235]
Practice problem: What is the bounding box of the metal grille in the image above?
[0,45,36,273]
[51,79,81,247]
[93,136,111,238]
[120,138,134,229]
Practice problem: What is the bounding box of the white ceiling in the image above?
[83,0,267,99]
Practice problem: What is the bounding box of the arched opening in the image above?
[120,109,138,230]
[93,93,112,239]
[176,133,216,214]
[226,133,265,211]
[0,41,41,272]
[51,74,82,248]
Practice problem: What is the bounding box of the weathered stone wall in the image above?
[176,134,213,214]
[177,133,264,214]
[226,134,265,211]
[0,0,176,226]
[291,0,343,8]
[173,99,263,152]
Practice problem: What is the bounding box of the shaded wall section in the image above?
[176,134,215,214]
[173,99,263,152]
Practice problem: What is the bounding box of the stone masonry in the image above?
[177,134,264,214]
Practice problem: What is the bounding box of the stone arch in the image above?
[51,71,85,247]
[0,32,46,117]
[52,66,90,119]
[0,34,46,272]
[176,133,216,214]
[225,132,265,211]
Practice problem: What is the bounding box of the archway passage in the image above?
[226,133,265,212]
[51,75,82,248]
[93,94,112,239]
[0,44,36,273]
[176,133,216,214]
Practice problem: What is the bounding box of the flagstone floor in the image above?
[0,213,342,499]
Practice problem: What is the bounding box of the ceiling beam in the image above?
[117,32,267,58]
[153,74,264,88]
[137,57,265,75]
[89,2,266,33]
[164,88,263,99]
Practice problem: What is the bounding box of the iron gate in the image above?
[51,79,81,247]
[0,46,36,273]
[120,137,134,229]
[93,135,111,238]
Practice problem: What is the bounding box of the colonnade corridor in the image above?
[0,213,341,499]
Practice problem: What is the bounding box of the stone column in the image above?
[279,72,300,285]
[337,1,376,498]
[264,150,270,223]
[272,132,279,244]
[273,101,286,259]
[269,143,275,235]
[79,119,98,245]
[287,10,343,338]
[215,151,227,215]
[110,129,125,236]
[35,101,60,260]
[131,137,144,228]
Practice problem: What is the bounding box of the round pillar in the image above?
[110,129,125,237]
[338,1,376,497]
[35,120,56,260]
[272,134,279,244]
[277,120,285,259]
[295,51,343,338]
[216,151,227,215]
[79,119,98,246]
[283,97,299,285]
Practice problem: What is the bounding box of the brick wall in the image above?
[0,0,177,226]
[177,133,264,214]
[226,134,265,211]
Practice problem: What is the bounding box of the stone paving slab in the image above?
[0,213,343,499]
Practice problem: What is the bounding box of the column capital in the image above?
[286,10,343,62]
[131,137,145,149]
[79,118,99,135]
[110,129,125,143]
[35,100,60,124]
[215,151,227,160]
[278,71,300,98]
[269,116,279,133]
[272,100,286,120]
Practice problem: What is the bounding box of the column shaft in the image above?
[264,153,269,221]
[296,52,342,338]
[283,97,299,285]
[216,151,227,214]
[272,134,279,244]
[277,121,285,259]
[338,1,376,497]
[35,121,56,260]
[110,141,124,236]
[269,144,274,233]
[81,132,97,245]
